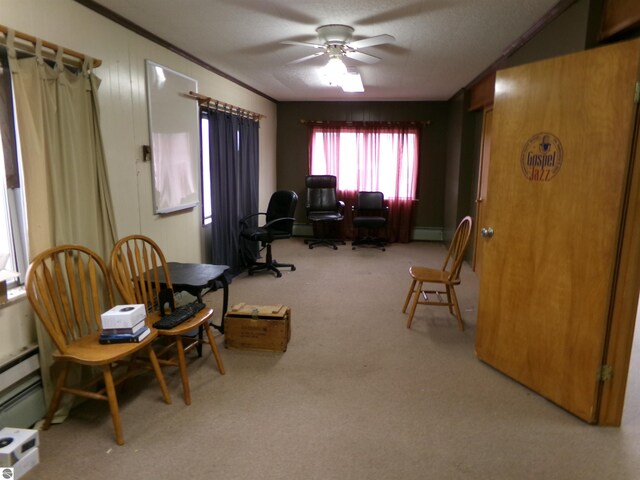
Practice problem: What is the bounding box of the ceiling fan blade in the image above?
[345,51,381,64]
[348,34,396,49]
[281,40,324,49]
[287,52,326,65]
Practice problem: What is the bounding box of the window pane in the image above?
[310,127,419,200]
[0,137,16,274]
[201,116,212,225]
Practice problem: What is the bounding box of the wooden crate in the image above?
[224,303,291,352]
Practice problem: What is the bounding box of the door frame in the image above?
[598,109,640,425]
[472,106,493,275]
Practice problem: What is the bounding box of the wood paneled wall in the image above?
[599,0,640,40]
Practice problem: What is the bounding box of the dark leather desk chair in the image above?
[304,175,345,250]
[351,191,389,251]
[240,190,298,277]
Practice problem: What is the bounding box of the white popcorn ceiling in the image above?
[91,0,563,101]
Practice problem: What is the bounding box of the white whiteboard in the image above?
[145,60,200,214]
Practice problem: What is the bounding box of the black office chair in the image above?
[351,191,389,251]
[304,175,345,250]
[240,190,298,277]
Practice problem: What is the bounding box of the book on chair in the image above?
[99,325,151,344]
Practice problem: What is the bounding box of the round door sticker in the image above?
[520,132,563,182]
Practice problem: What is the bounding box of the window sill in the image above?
[1,285,27,309]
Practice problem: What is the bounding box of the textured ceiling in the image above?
[88,0,562,102]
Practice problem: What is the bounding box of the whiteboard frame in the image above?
[145,60,200,214]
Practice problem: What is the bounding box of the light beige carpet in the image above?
[25,238,640,479]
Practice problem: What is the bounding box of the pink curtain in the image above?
[309,122,420,243]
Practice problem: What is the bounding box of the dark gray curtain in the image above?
[206,109,259,274]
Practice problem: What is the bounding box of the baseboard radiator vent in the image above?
[0,346,45,429]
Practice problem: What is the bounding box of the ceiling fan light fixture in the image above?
[341,69,364,93]
[323,56,348,86]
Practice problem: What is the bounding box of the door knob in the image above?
[480,227,494,238]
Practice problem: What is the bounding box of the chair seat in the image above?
[308,211,343,222]
[353,216,386,228]
[241,226,290,242]
[409,266,461,285]
[53,330,159,365]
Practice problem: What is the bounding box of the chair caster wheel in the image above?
[332,246,338,250]
[382,248,386,251]
[276,273,282,278]
[291,266,296,271]
[352,247,356,250]
[308,245,313,249]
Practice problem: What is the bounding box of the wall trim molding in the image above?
[292,224,443,242]
[73,0,276,103]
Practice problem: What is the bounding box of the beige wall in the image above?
[0,0,277,360]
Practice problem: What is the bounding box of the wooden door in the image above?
[472,107,493,276]
[475,39,640,422]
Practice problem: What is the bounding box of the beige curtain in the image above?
[7,33,117,421]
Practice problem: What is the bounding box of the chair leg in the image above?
[147,346,172,404]
[306,221,345,249]
[402,279,417,313]
[445,285,455,314]
[102,364,125,446]
[406,281,423,329]
[204,323,226,375]
[305,237,344,249]
[43,362,71,430]
[449,285,465,331]
[248,244,295,278]
[175,337,191,405]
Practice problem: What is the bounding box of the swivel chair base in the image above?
[305,237,346,250]
[352,236,386,251]
[248,244,295,278]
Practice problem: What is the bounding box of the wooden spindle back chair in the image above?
[110,235,225,405]
[402,216,473,331]
[26,244,171,445]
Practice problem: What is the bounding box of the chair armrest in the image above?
[239,212,266,228]
[263,216,295,229]
[337,200,345,214]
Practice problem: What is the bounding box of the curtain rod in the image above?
[187,91,265,121]
[0,24,102,68]
[300,119,430,126]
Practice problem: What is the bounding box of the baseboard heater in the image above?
[0,346,45,429]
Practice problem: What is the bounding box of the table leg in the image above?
[211,275,228,334]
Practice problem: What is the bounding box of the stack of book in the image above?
[99,304,150,344]
[99,320,150,344]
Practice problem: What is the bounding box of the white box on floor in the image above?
[100,304,146,329]
[0,427,39,467]
[13,446,39,479]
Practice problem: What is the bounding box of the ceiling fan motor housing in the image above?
[316,24,354,45]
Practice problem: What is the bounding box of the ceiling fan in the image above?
[283,24,396,65]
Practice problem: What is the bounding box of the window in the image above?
[309,123,419,200]
[0,54,28,289]
[308,122,421,243]
[200,115,212,225]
